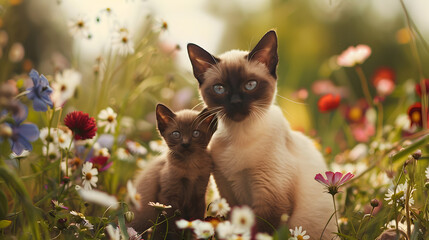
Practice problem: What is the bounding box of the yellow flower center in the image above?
[411,111,421,123]
[122,37,128,44]
[135,193,141,201]
[61,84,67,92]
[77,21,84,28]
[349,107,362,121]
[85,172,92,180]
[240,217,246,225]
[107,115,114,123]
[297,235,304,240]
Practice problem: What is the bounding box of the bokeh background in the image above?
[1,0,429,238]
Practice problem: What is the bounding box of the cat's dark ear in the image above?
[247,30,278,79]
[156,104,176,134]
[187,43,220,85]
[198,108,218,136]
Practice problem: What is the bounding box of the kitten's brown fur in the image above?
[129,104,217,239]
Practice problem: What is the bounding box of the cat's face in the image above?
[156,104,217,155]
[187,30,278,122]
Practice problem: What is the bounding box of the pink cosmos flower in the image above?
[315,171,354,195]
[337,44,371,67]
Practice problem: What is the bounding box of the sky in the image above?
[52,0,429,71]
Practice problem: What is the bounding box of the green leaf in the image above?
[0,190,8,219]
[0,220,11,229]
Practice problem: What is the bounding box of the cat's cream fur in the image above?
[188,31,336,238]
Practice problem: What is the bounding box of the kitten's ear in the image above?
[156,104,176,134]
[187,43,220,85]
[199,108,218,136]
[247,30,278,79]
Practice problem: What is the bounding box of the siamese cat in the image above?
[187,30,336,238]
[129,104,217,239]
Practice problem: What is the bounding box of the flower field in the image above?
[0,0,429,239]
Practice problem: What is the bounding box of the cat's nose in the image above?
[230,94,242,104]
[181,143,190,148]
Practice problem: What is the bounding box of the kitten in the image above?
[129,104,217,239]
[187,30,336,238]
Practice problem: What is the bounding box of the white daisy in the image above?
[216,220,234,239]
[193,221,214,239]
[51,69,82,108]
[256,233,273,240]
[93,143,110,157]
[116,147,132,161]
[97,107,117,134]
[425,166,429,179]
[149,140,167,153]
[126,140,148,155]
[57,129,73,149]
[176,219,201,229]
[384,181,415,206]
[148,202,171,210]
[210,198,231,217]
[68,15,91,39]
[105,225,120,240]
[289,226,310,240]
[230,206,255,235]
[39,127,59,145]
[111,26,135,56]
[43,145,60,161]
[127,180,141,210]
[81,162,99,190]
[77,188,118,209]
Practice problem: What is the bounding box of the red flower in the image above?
[344,99,368,123]
[89,156,112,172]
[318,94,340,112]
[64,111,97,140]
[415,79,429,97]
[372,67,395,97]
[407,102,428,127]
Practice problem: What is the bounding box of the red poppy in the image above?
[318,94,340,113]
[89,156,112,172]
[415,79,429,97]
[407,102,428,127]
[64,111,97,140]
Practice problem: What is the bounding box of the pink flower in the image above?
[337,44,371,67]
[315,171,354,195]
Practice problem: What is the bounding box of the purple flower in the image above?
[315,171,354,196]
[27,69,53,112]
[1,105,39,155]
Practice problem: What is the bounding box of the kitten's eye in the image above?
[245,80,257,91]
[213,84,225,94]
[192,130,200,138]
[171,131,181,139]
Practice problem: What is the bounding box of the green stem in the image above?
[375,101,384,140]
[405,183,412,238]
[319,211,336,240]
[150,212,161,240]
[332,194,341,235]
[354,65,373,107]
[361,207,374,238]
[65,134,75,178]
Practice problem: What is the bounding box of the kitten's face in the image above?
[187,31,278,122]
[156,104,217,155]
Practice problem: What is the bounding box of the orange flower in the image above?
[372,67,395,97]
[318,94,340,113]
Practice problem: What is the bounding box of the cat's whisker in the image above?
[276,94,307,105]
[191,101,206,111]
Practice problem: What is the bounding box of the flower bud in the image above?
[412,149,422,160]
[370,198,379,208]
[0,124,12,138]
[125,211,134,223]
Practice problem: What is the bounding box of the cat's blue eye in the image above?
[192,130,200,138]
[245,80,257,91]
[171,131,181,139]
[213,84,225,94]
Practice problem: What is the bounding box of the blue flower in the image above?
[0,104,39,155]
[27,69,53,112]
